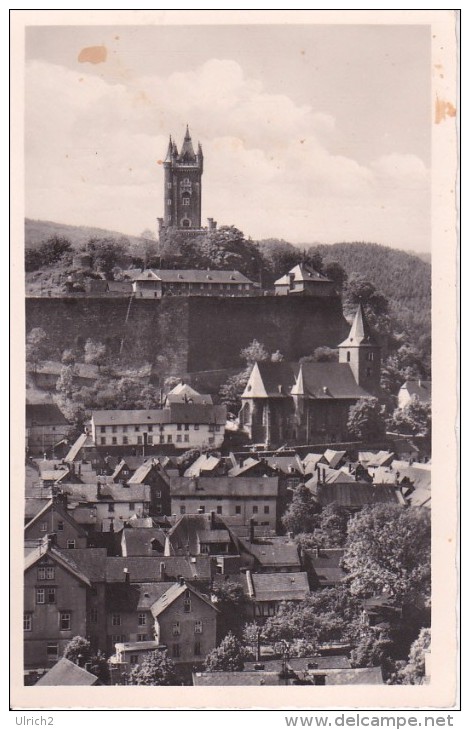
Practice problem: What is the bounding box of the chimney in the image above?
[249,518,255,544]
[179,576,185,586]
[159,562,165,580]
[47,533,57,549]
[418,379,422,388]
[123,567,130,584]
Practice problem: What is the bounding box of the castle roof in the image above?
[134,269,254,285]
[274,263,333,287]
[338,304,379,348]
[179,125,197,162]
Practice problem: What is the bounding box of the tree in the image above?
[342,273,390,334]
[87,237,128,279]
[396,628,431,684]
[347,397,387,442]
[271,350,285,362]
[56,365,76,400]
[350,627,393,668]
[26,327,49,369]
[281,483,319,535]
[63,636,110,684]
[204,632,245,672]
[84,339,107,368]
[211,581,247,638]
[323,261,348,290]
[313,503,349,548]
[389,396,431,438]
[126,650,177,686]
[240,339,270,366]
[219,340,270,416]
[61,348,76,365]
[343,505,431,605]
[300,347,338,364]
[25,236,72,271]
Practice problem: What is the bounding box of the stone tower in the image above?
[337,303,381,393]
[159,126,204,233]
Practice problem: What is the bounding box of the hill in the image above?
[25,218,151,252]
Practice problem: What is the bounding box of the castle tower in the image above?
[162,126,203,231]
[338,304,381,393]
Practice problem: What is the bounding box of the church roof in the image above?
[338,304,379,348]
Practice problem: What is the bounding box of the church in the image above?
[239,304,382,447]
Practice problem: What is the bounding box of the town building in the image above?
[24,496,88,551]
[274,263,336,297]
[239,304,382,447]
[90,402,226,452]
[132,268,257,298]
[398,380,432,409]
[35,657,100,686]
[26,403,70,456]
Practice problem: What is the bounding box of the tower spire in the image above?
[338,303,378,348]
[180,125,196,161]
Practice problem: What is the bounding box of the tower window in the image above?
[367,352,374,361]
[167,199,172,205]
[366,367,372,377]
[182,197,190,206]
[181,219,191,228]
[347,351,351,362]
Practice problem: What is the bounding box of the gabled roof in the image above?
[249,572,310,602]
[264,454,304,475]
[322,449,347,469]
[310,483,403,509]
[399,380,432,403]
[121,527,166,557]
[306,468,357,488]
[303,548,346,586]
[338,304,379,348]
[151,580,217,618]
[165,513,240,556]
[274,264,333,287]
[64,432,90,462]
[91,404,226,427]
[166,383,213,405]
[184,454,221,477]
[24,499,87,537]
[170,476,279,498]
[134,269,254,285]
[36,658,98,686]
[24,545,91,587]
[106,582,173,612]
[62,483,150,504]
[59,548,108,582]
[104,555,213,583]
[240,536,301,569]
[127,460,161,485]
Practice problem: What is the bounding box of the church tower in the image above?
[160,126,204,232]
[338,304,381,393]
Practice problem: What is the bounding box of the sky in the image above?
[25,23,432,252]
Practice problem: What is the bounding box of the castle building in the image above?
[239,304,382,447]
[158,126,216,237]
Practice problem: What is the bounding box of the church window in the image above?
[167,199,172,205]
[367,352,374,362]
[347,352,351,362]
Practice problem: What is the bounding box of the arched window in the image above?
[181,218,191,228]
[367,352,374,361]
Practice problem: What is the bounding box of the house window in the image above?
[23,613,32,631]
[137,436,142,445]
[194,641,202,656]
[40,522,48,532]
[167,182,172,189]
[100,426,106,433]
[47,588,56,604]
[194,620,203,634]
[35,588,44,604]
[90,609,98,623]
[180,505,186,515]
[235,505,241,515]
[137,634,147,642]
[108,504,115,513]
[200,543,209,554]
[160,436,165,444]
[130,654,139,665]
[208,437,215,444]
[47,644,58,661]
[167,435,172,443]
[100,437,106,445]
[112,614,121,626]
[59,612,71,630]
[112,426,117,433]
[156,505,162,515]
[57,521,64,531]
[67,540,75,549]
[122,426,128,433]
[199,505,205,514]
[215,426,221,432]
[184,424,189,431]
[264,505,270,514]
[216,505,222,514]
[172,622,180,636]
[37,567,55,580]
[176,434,182,443]
[155,490,162,499]
[147,435,153,445]
[112,437,117,445]
[253,506,258,514]
[184,434,189,442]
[172,644,180,658]
[123,436,128,445]
[138,613,146,626]
[167,199,172,205]
[177,424,182,431]
[184,592,191,613]
[135,426,140,432]
[194,424,199,430]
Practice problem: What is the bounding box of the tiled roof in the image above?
[264,455,304,475]
[134,269,254,284]
[127,461,161,485]
[305,468,358,488]
[240,537,301,569]
[92,404,226,427]
[121,528,166,556]
[166,514,240,556]
[150,580,216,618]
[338,304,379,348]
[60,548,108,582]
[106,581,173,612]
[64,432,91,462]
[170,476,279,498]
[400,380,432,403]
[274,264,333,286]
[184,454,221,477]
[320,667,383,684]
[24,499,87,537]
[193,671,283,686]
[303,548,346,585]
[288,655,351,671]
[245,361,370,400]
[250,571,310,602]
[323,450,347,469]
[35,658,98,686]
[311,483,403,508]
[104,555,213,583]
[24,545,92,586]
[302,453,323,475]
[166,383,213,405]
[358,451,395,468]
[26,403,69,426]
[62,483,150,503]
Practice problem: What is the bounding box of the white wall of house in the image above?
[91,421,224,450]
[170,496,277,530]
